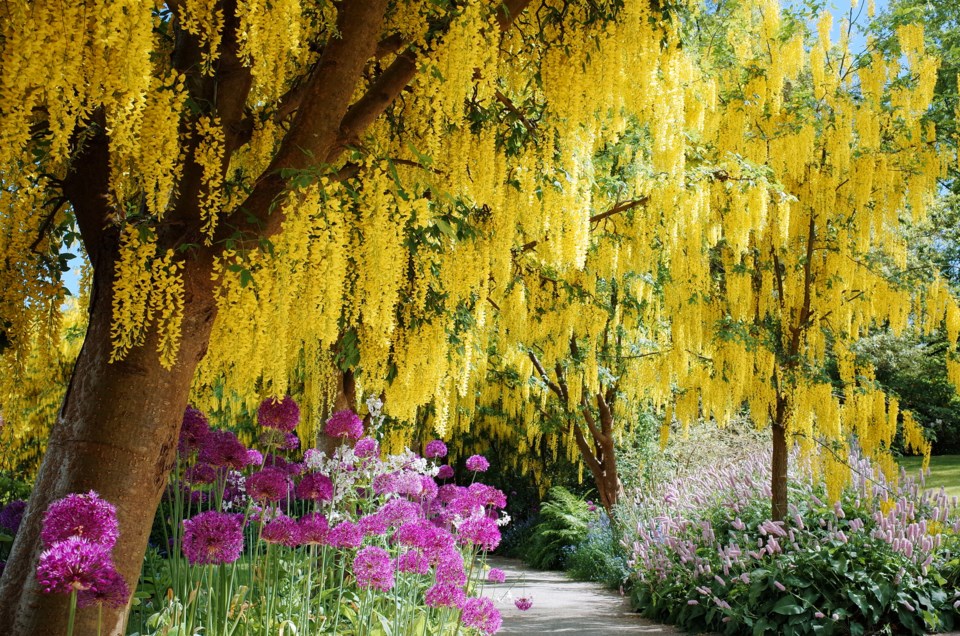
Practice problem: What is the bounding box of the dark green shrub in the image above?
[520,486,591,569]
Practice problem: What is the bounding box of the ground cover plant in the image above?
[1,401,519,635]
[621,450,960,635]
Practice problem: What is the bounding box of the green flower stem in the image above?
[66,589,77,636]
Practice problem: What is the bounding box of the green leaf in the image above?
[771,595,804,615]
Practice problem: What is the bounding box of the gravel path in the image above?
[485,557,683,635]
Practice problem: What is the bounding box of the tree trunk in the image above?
[0,251,218,636]
[771,396,789,521]
[571,406,625,518]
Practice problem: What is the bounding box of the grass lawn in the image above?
[897,455,960,498]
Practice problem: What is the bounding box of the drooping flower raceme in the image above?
[257,395,301,432]
[182,511,245,565]
[36,536,114,594]
[353,546,395,591]
[40,491,120,549]
[324,410,364,440]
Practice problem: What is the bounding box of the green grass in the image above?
[897,455,960,498]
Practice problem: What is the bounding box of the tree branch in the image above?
[528,350,563,399]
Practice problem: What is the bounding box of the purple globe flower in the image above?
[246,449,265,467]
[257,396,301,432]
[359,513,389,536]
[0,499,27,535]
[397,549,430,575]
[262,515,302,547]
[377,499,420,527]
[436,465,455,480]
[246,467,293,504]
[435,549,467,586]
[199,429,250,470]
[487,568,506,583]
[40,491,119,549]
[461,596,502,634]
[185,463,217,485]
[353,546,395,591]
[425,583,466,608]
[324,410,363,440]
[182,511,244,565]
[77,566,129,608]
[281,433,300,451]
[178,406,211,456]
[354,437,380,458]
[36,537,113,594]
[465,455,490,472]
[514,596,533,611]
[424,440,448,458]
[298,513,329,545]
[457,516,501,552]
[296,472,334,502]
[327,521,363,549]
[468,483,507,509]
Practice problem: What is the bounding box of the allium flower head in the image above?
[296,472,334,502]
[397,549,430,574]
[354,436,380,458]
[457,516,501,552]
[378,498,420,527]
[199,429,250,470]
[262,514,302,547]
[327,521,363,549]
[36,537,113,594]
[41,491,119,549]
[436,465,455,480]
[487,568,506,583]
[353,546,395,591]
[257,395,301,432]
[424,440,448,458]
[281,433,300,451]
[325,410,363,440]
[298,513,329,545]
[77,566,129,608]
[182,511,244,565]
[425,583,466,608]
[435,549,467,586]
[515,596,533,611]
[178,407,211,456]
[468,483,507,509]
[185,463,217,485]
[461,596,503,634]
[0,499,27,535]
[465,455,490,472]
[359,512,389,536]
[245,467,293,503]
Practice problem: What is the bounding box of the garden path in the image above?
[485,557,683,635]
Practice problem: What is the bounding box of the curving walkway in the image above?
[485,557,683,635]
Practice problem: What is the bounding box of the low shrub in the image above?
[565,511,629,589]
[620,449,960,635]
[520,486,591,570]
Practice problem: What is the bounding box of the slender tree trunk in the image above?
[0,251,218,636]
[771,396,789,521]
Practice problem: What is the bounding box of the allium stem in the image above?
[66,589,77,636]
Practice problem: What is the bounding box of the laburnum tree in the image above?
[640,2,952,519]
[0,0,700,632]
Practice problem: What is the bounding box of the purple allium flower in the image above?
[487,568,506,583]
[435,549,467,586]
[185,463,217,485]
[41,491,119,550]
[420,476,439,502]
[514,596,533,611]
[327,521,363,549]
[281,433,300,451]
[36,537,113,594]
[257,396,301,432]
[199,429,250,470]
[245,467,293,504]
[458,516,501,551]
[467,483,507,509]
[461,596,503,634]
[296,472,334,502]
[425,583,466,608]
[298,513,329,545]
[424,440,448,458]
[221,471,247,511]
[436,465,454,480]
[264,453,301,475]
[354,437,379,458]
[262,515,302,547]
[397,549,431,575]
[353,546,395,591]
[465,455,490,472]
[359,513,388,536]
[182,511,244,565]
[0,499,27,535]
[178,406,211,456]
[378,498,421,527]
[246,450,264,467]
[324,410,363,440]
[77,566,129,608]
